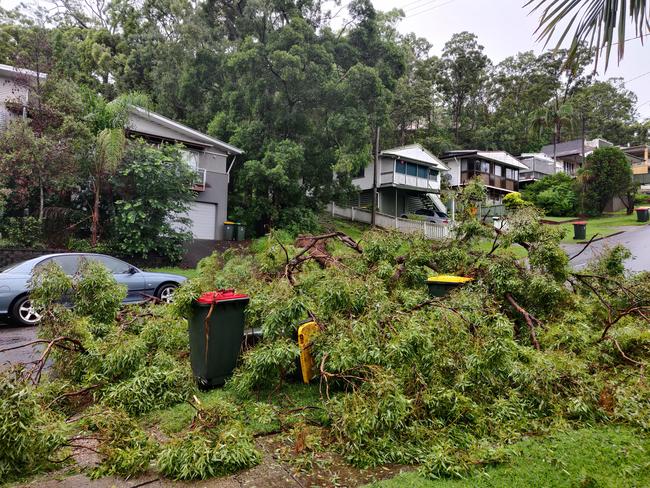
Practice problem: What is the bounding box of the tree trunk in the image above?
[91,181,101,246]
[39,180,44,221]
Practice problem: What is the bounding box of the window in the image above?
[406,163,418,176]
[417,165,428,178]
[38,255,80,275]
[494,165,503,177]
[480,161,490,173]
[461,160,468,171]
[429,169,439,180]
[396,160,406,174]
[85,255,132,274]
[181,150,200,170]
[505,168,514,179]
[513,169,519,180]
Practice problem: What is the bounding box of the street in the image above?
[0,322,41,370]
[562,224,650,272]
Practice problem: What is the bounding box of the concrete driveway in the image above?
[562,224,650,272]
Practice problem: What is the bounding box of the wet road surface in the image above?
[562,224,650,272]
[0,321,41,370]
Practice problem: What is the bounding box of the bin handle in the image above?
[204,301,216,364]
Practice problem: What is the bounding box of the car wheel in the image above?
[156,283,178,304]
[12,295,41,326]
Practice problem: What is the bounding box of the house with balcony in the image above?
[540,138,613,175]
[125,106,243,241]
[0,63,242,249]
[622,145,650,184]
[518,153,558,186]
[441,150,527,204]
[351,144,449,217]
[0,63,45,129]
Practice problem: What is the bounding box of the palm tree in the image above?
[527,0,649,68]
[85,93,149,245]
[531,101,576,170]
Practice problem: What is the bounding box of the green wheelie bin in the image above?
[223,221,236,241]
[236,223,246,241]
[635,207,649,223]
[188,290,249,388]
[427,275,473,297]
[572,221,587,240]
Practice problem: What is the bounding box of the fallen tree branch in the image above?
[569,233,600,261]
[505,293,541,350]
[47,384,102,409]
[609,337,645,366]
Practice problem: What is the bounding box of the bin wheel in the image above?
[156,283,178,304]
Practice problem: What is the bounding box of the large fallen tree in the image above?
[2,183,649,483]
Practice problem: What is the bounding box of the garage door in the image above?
[186,202,217,240]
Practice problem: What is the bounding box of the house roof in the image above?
[380,144,449,170]
[442,150,528,170]
[128,106,243,155]
[0,63,47,80]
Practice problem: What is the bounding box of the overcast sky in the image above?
[370,0,650,121]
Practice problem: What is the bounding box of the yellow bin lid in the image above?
[224,221,236,225]
[427,275,473,284]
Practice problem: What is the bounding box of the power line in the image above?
[405,0,456,18]
[625,70,650,84]
[400,0,438,10]
[404,0,447,16]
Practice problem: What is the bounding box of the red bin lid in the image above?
[196,289,249,304]
[573,221,587,225]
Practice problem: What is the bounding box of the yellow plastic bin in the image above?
[427,275,473,297]
[297,321,320,384]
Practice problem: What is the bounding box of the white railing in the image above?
[381,172,441,191]
[328,203,450,240]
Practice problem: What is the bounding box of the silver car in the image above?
[0,253,187,326]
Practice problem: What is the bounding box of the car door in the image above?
[87,256,147,303]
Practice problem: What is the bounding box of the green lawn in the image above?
[475,239,529,259]
[367,426,650,488]
[549,211,648,243]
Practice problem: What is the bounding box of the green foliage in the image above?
[80,406,158,479]
[157,423,260,480]
[0,216,43,247]
[502,192,532,210]
[580,147,635,216]
[31,259,127,324]
[522,173,578,216]
[0,374,67,482]
[109,140,195,261]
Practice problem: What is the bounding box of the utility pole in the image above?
[371,126,380,226]
[581,114,586,169]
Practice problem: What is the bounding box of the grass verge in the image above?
[366,425,650,488]
[541,211,648,243]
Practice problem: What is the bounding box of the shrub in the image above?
[503,192,532,210]
[0,216,43,247]
[522,173,578,216]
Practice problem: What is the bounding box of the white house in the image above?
[351,144,449,216]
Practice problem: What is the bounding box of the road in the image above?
[0,322,40,370]
[562,224,650,272]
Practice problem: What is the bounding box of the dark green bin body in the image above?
[573,223,587,240]
[636,208,649,223]
[188,297,249,388]
[236,224,246,241]
[223,223,235,241]
[427,282,463,298]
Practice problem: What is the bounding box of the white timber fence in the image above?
[327,203,451,240]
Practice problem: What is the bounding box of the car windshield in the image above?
[436,212,448,218]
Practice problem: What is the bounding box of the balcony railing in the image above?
[192,168,207,191]
[381,171,440,191]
